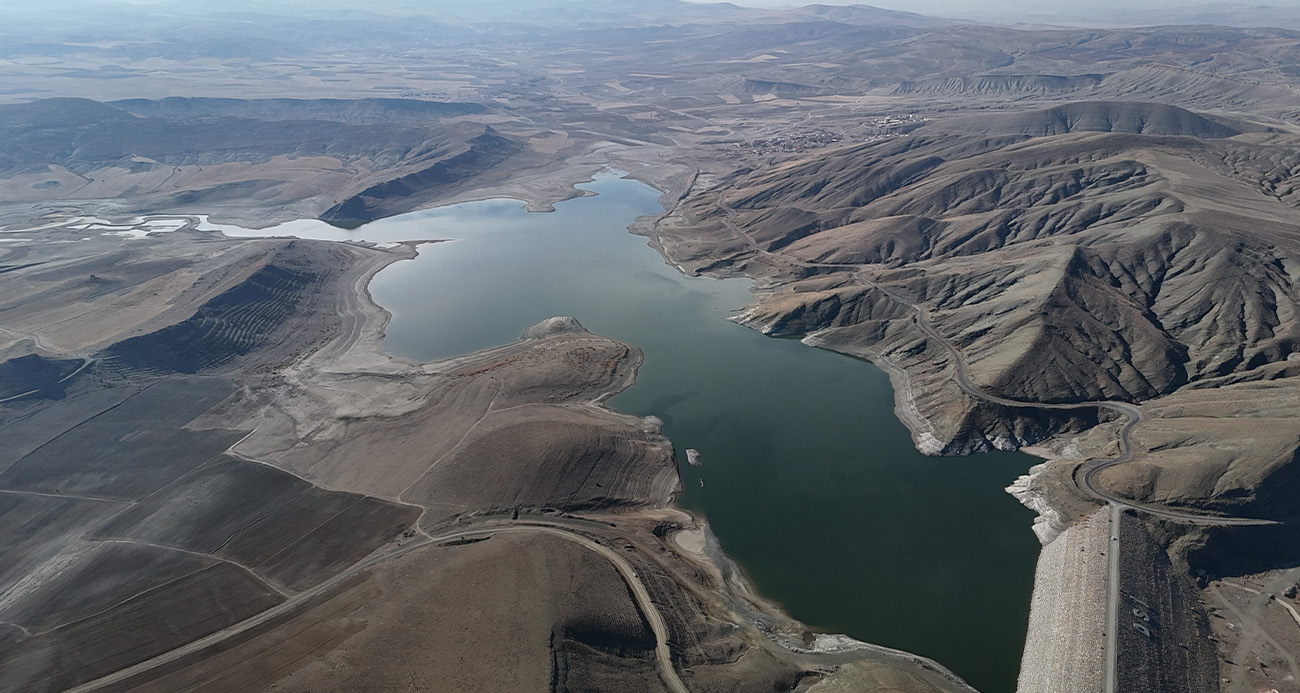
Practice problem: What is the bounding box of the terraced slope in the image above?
[97,240,374,377]
[319,126,524,227]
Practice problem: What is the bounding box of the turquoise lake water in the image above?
[217,172,1040,692]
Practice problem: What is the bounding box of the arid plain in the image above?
[2,2,1300,692]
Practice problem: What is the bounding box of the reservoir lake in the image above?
[214,172,1040,693]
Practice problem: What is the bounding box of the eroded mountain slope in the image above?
[655,102,1300,519]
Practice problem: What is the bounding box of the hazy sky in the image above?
[723,0,1047,15]
[704,0,1300,24]
[722,0,1300,8]
[37,0,1300,29]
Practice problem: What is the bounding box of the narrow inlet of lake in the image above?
[214,172,1040,693]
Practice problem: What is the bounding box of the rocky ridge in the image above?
[654,101,1300,520]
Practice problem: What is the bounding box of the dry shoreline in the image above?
[254,180,987,693]
[45,176,976,692]
[18,166,1019,692]
[801,329,950,456]
[618,163,1096,693]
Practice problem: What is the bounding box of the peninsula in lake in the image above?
[1,2,1299,692]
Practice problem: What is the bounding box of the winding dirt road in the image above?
[472,524,688,693]
[871,275,1273,527]
[66,518,688,693]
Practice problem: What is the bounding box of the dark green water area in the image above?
[222,172,1040,692]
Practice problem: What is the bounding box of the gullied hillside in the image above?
[657,102,1300,516]
[319,126,524,227]
[1092,64,1300,123]
[101,242,338,375]
[890,74,1105,98]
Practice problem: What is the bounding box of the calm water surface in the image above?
[218,173,1039,693]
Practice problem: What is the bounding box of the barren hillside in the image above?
[657,101,1300,520]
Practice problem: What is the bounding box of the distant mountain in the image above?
[0,98,492,173]
[109,98,486,124]
[944,101,1246,138]
[0,97,135,131]
[1071,3,1300,29]
[901,1,1300,29]
[0,98,525,227]
[776,4,950,29]
[891,74,1106,97]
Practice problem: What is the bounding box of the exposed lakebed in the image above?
[213,172,1040,693]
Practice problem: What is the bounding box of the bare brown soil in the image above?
[264,533,662,693]
[0,224,967,693]
[9,5,1300,690]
